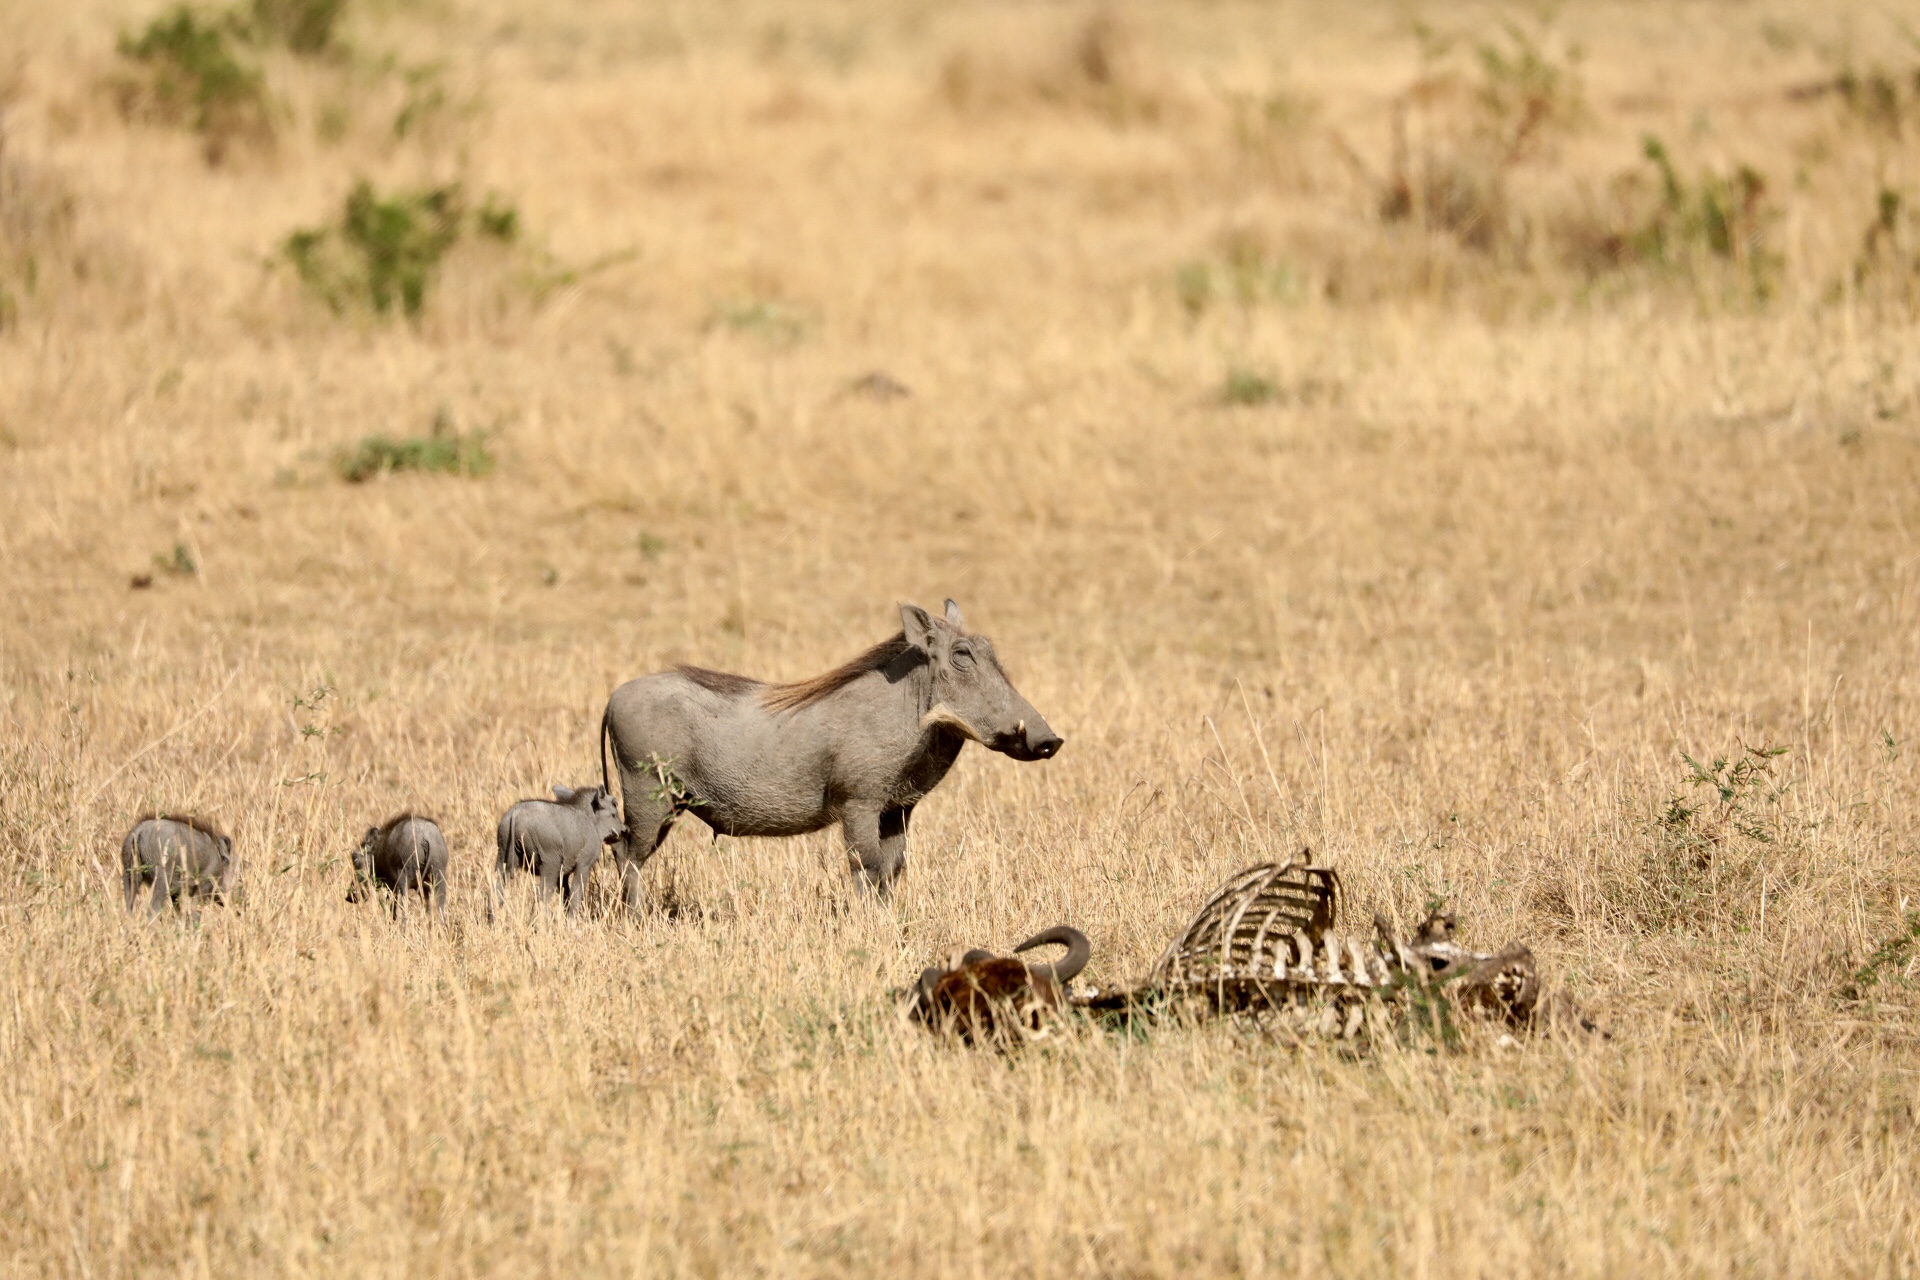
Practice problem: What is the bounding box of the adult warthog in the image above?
[349,814,449,917]
[600,600,1063,904]
[121,813,239,913]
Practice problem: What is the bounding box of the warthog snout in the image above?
[991,716,1064,762]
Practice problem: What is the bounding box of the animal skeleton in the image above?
[908,861,1596,1043]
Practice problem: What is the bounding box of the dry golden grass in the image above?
[3,0,1920,1273]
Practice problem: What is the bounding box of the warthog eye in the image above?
[951,646,975,671]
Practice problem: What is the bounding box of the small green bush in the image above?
[116,7,271,159]
[473,193,519,242]
[285,181,522,318]
[707,298,807,344]
[153,542,198,577]
[1218,368,1337,409]
[1634,138,1772,267]
[0,155,80,331]
[1175,261,1212,318]
[247,0,344,54]
[335,409,493,482]
[1377,21,1584,255]
[1851,185,1920,314]
[1558,136,1781,299]
[1222,368,1278,406]
[1832,65,1920,138]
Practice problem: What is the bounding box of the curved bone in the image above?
[1346,937,1373,986]
[1013,925,1091,984]
[1321,935,1345,984]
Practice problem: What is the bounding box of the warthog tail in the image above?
[1014,926,1091,985]
[600,706,617,819]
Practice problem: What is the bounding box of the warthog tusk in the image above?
[920,703,982,742]
[1016,719,1025,736]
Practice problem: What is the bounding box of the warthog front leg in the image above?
[843,806,908,893]
[880,805,912,884]
[611,771,679,911]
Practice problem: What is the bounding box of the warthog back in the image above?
[121,814,237,913]
[350,814,449,916]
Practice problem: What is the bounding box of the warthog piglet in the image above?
[121,814,239,914]
[349,814,449,916]
[494,784,622,915]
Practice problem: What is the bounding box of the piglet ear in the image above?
[943,599,965,631]
[552,784,575,802]
[899,603,937,652]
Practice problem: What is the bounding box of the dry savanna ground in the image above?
[4,0,1920,1274]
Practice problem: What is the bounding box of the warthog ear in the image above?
[899,603,938,652]
[943,599,965,631]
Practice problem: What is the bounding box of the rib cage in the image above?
[1149,861,1349,988]
[1092,862,1573,1032]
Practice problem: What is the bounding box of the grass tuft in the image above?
[1221,367,1278,406]
[334,408,494,482]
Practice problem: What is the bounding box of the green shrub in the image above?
[473,193,519,242]
[1850,185,1920,314]
[1175,261,1212,318]
[1557,136,1781,299]
[1222,368,1278,406]
[1378,21,1584,255]
[706,298,807,344]
[1831,65,1920,138]
[247,0,344,54]
[334,408,493,482]
[0,155,80,331]
[1218,367,1339,408]
[1174,235,1304,319]
[116,7,271,160]
[287,182,526,318]
[1631,744,1793,933]
[152,542,198,577]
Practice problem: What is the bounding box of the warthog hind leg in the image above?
[148,859,174,914]
[537,851,564,907]
[564,849,599,917]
